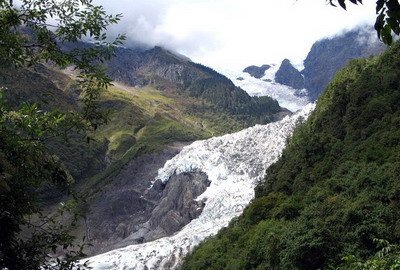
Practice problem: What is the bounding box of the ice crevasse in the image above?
[85,103,315,270]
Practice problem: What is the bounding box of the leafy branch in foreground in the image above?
[328,0,400,45]
[0,0,125,269]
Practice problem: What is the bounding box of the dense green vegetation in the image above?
[0,0,125,268]
[181,42,400,270]
[187,63,283,124]
[337,239,400,270]
[106,47,286,126]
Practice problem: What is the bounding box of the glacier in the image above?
[84,103,315,270]
[217,65,309,112]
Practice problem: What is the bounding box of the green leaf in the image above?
[376,0,385,13]
[386,17,400,34]
[375,8,386,38]
[381,24,393,45]
[338,0,347,9]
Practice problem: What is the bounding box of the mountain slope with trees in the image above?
[180,42,400,270]
[106,46,288,124]
[1,62,250,252]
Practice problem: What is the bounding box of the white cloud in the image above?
[96,0,377,69]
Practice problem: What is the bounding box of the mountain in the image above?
[243,65,271,79]
[1,41,292,257]
[219,65,309,112]
[0,65,109,183]
[0,62,251,254]
[275,59,305,90]
[83,104,315,269]
[230,27,385,104]
[106,46,289,124]
[180,42,400,270]
[302,27,386,101]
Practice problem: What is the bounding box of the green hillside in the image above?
[106,46,288,125]
[80,83,245,193]
[181,43,400,270]
[0,65,244,192]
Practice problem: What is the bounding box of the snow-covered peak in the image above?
[84,104,315,270]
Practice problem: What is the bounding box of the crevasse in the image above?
[85,103,315,270]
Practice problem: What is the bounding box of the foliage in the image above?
[328,0,400,45]
[181,42,400,270]
[0,0,124,269]
[0,0,125,128]
[337,239,400,270]
[0,91,91,269]
[187,63,283,125]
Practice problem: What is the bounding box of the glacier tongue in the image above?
[85,104,315,270]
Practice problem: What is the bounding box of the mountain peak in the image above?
[275,59,304,90]
[147,46,191,63]
[243,64,271,78]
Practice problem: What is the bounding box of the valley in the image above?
[0,4,397,268]
[181,39,400,270]
[85,104,315,269]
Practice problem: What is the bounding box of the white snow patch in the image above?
[84,104,315,270]
[218,66,309,112]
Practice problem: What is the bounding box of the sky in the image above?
[97,0,377,70]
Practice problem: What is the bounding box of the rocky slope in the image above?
[84,104,315,270]
[243,65,271,79]
[275,59,304,90]
[302,26,386,100]
[228,26,386,104]
[85,142,211,255]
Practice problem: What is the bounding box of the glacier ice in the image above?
[218,66,309,112]
[84,104,315,270]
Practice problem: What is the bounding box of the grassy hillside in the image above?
[0,65,244,194]
[80,83,245,193]
[181,43,400,270]
[98,84,244,160]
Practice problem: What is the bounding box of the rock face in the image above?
[302,27,386,101]
[85,143,211,255]
[149,172,210,237]
[243,64,271,78]
[235,27,386,102]
[275,59,304,90]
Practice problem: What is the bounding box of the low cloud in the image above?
[98,0,219,54]
[96,0,377,69]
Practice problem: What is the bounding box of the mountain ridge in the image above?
[105,46,289,124]
[234,27,386,102]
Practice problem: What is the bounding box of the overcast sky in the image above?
[97,0,377,70]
